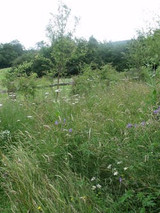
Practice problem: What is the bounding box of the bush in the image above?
[72,63,121,95]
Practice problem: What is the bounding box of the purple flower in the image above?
[153,110,159,114]
[126,123,133,128]
[141,121,146,126]
[64,118,66,123]
[55,121,58,125]
[119,177,122,183]
[69,128,72,133]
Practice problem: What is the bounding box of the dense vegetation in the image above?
[1,2,160,213]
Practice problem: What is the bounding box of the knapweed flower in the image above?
[69,128,72,133]
[96,184,102,189]
[55,121,58,125]
[126,123,133,128]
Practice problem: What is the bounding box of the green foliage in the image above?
[0,40,24,68]
[32,55,53,77]
[16,73,37,97]
[12,61,33,76]
[72,64,121,95]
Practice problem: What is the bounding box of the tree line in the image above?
[1,1,160,80]
[0,37,130,77]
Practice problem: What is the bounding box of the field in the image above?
[1,68,160,212]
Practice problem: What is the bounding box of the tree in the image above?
[0,40,24,68]
[46,0,79,99]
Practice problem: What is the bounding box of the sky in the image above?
[0,0,160,49]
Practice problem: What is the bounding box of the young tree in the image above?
[46,0,79,99]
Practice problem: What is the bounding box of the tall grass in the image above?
[1,76,160,212]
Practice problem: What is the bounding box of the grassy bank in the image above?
[0,75,160,212]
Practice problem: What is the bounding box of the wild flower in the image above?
[91,177,96,181]
[124,167,128,171]
[27,116,33,118]
[0,130,10,139]
[0,104,3,107]
[96,184,102,189]
[141,121,146,126]
[55,121,58,125]
[80,196,87,202]
[17,120,20,122]
[92,185,96,190]
[37,206,42,211]
[153,109,160,114]
[126,123,133,128]
[55,89,61,93]
[113,171,118,176]
[64,118,66,123]
[119,177,122,183]
[45,92,49,95]
[69,128,72,133]
[117,161,122,165]
[107,164,112,169]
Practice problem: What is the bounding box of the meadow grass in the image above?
[0,76,160,212]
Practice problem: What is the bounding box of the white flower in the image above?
[45,92,49,95]
[124,167,128,171]
[113,171,118,176]
[17,120,20,122]
[27,116,33,118]
[55,89,61,93]
[0,104,3,107]
[91,177,96,181]
[92,186,96,190]
[107,164,112,169]
[96,184,102,189]
[117,161,122,165]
